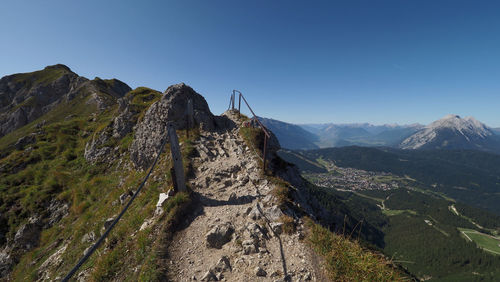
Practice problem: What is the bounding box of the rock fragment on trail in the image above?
[205,222,234,249]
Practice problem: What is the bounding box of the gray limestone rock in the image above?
[255,266,267,277]
[14,134,36,150]
[14,216,42,251]
[248,204,262,220]
[212,255,232,273]
[200,270,217,281]
[205,222,234,249]
[270,222,283,235]
[0,248,13,279]
[84,129,114,163]
[103,217,115,232]
[242,240,258,255]
[46,199,69,228]
[265,205,284,222]
[81,231,96,243]
[130,83,221,169]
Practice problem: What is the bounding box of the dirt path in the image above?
[167,113,321,281]
[450,204,485,230]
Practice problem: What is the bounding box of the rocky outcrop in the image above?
[0,199,69,278]
[0,64,131,138]
[0,248,13,279]
[14,133,36,150]
[84,127,116,163]
[45,199,69,228]
[13,216,42,251]
[82,78,132,111]
[0,65,85,137]
[130,83,220,169]
[84,92,137,164]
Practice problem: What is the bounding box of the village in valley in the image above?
[304,165,402,191]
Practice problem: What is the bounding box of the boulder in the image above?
[212,255,232,273]
[248,204,262,220]
[103,217,115,231]
[242,240,258,255]
[14,134,36,150]
[265,205,284,222]
[81,231,96,243]
[270,222,283,235]
[246,223,268,241]
[14,216,41,251]
[83,246,92,256]
[38,244,68,281]
[255,266,267,277]
[200,270,217,281]
[205,222,234,249]
[119,190,134,205]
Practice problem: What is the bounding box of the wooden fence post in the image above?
[186,99,194,138]
[168,124,186,192]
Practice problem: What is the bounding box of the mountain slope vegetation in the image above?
[0,65,402,281]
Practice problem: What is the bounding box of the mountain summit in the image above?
[399,114,499,151]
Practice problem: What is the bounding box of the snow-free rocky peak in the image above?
[400,114,495,150]
[429,114,492,138]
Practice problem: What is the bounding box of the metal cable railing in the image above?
[230,90,271,170]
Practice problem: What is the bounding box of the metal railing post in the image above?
[232,90,270,173]
[263,134,268,172]
[231,92,235,111]
[238,93,241,117]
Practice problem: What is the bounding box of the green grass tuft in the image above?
[305,218,401,281]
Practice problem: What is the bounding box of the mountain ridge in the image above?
[262,118,423,149]
[0,65,400,281]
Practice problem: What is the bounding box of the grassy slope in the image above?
[305,218,401,281]
[0,84,200,280]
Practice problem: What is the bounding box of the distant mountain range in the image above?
[260,118,422,149]
[260,115,500,153]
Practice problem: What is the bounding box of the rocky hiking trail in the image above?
[167,112,321,281]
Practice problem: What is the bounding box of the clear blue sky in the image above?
[1,0,499,127]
